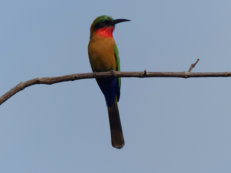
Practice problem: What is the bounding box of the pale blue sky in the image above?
[1,0,231,172]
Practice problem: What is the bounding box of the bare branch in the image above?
[1,71,231,105]
[188,59,200,72]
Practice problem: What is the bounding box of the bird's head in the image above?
[90,15,130,38]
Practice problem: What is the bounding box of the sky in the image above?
[1,0,231,172]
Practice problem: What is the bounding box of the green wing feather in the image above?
[113,44,121,88]
[114,44,121,101]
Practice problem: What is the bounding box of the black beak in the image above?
[112,19,131,25]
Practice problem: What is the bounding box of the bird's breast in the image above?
[88,36,116,72]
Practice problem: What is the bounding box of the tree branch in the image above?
[1,71,231,105]
[188,59,200,72]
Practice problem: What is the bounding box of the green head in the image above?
[90,15,130,34]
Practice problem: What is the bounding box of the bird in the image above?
[88,15,130,149]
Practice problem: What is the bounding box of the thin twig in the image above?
[1,71,231,105]
[188,59,200,72]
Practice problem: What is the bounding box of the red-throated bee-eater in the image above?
[88,15,130,149]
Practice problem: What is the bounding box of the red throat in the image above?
[94,27,114,38]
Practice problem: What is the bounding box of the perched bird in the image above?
[88,15,130,149]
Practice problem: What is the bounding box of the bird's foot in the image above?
[110,70,116,77]
[93,72,97,78]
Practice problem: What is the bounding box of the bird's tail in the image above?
[107,100,124,149]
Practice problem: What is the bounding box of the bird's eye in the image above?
[102,20,108,24]
[104,20,112,25]
[94,20,112,30]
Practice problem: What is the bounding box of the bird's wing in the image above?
[114,44,121,101]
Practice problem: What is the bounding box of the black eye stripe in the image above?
[94,20,113,30]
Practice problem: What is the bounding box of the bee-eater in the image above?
[88,15,130,149]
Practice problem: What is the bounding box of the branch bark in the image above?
[1,71,231,105]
